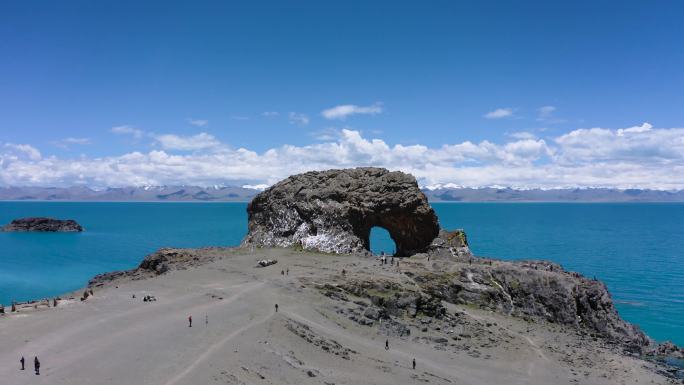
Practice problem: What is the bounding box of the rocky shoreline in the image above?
[2,244,682,384]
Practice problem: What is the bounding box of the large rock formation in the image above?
[1,217,83,232]
[238,167,664,355]
[410,258,651,352]
[242,168,440,257]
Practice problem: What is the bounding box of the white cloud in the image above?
[242,184,270,190]
[262,111,279,117]
[553,122,681,165]
[187,119,208,127]
[111,125,144,139]
[3,123,684,190]
[321,103,383,120]
[231,116,249,121]
[537,106,556,120]
[288,112,309,126]
[536,105,566,123]
[309,128,342,141]
[63,137,91,145]
[617,122,652,136]
[484,108,514,119]
[53,137,92,149]
[153,132,221,151]
[507,131,537,140]
[3,143,41,161]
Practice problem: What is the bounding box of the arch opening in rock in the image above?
[368,226,396,256]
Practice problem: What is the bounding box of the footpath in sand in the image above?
[0,248,675,385]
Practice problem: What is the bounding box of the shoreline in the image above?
[2,246,681,384]
[3,241,683,350]
[3,245,683,349]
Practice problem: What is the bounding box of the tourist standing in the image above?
[34,356,40,375]
[20,356,25,370]
[412,358,416,370]
[188,315,192,327]
[275,304,279,313]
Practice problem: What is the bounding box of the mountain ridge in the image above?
[1,185,684,202]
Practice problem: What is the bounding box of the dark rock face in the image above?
[1,217,83,232]
[242,168,440,257]
[413,259,651,352]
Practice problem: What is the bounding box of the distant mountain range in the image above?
[423,186,684,202]
[1,185,683,202]
[0,186,258,202]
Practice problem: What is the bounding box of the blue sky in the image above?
[1,1,684,188]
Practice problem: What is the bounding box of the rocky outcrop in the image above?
[425,229,472,260]
[650,341,684,359]
[410,258,651,353]
[319,247,652,354]
[242,168,440,257]
[88,248,220,286]
[1,217,83,232]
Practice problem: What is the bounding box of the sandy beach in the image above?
[0,247,676,385]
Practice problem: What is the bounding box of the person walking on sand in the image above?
[385,339,389,350]
[275,304,279,313]
[34,356,40,375]
[205,314,208,326]
[20,356,25,370]
[412,358,416,370]
[188,315,192,328]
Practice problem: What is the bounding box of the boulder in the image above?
[363,306,385,320]
[427,229,472,260]
[242,168,440,257]
[257,259,278,267]
[1,217,83,232]
[650,341,684,359]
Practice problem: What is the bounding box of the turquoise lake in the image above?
[1,202,682,345]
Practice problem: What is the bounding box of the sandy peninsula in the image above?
[0,247,677,385]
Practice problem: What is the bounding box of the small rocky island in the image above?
[1,217,84,232]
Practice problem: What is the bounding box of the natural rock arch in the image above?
[368,226,396,255]
[242,168,440,257]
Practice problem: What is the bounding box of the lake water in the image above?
[1,202,682,345]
